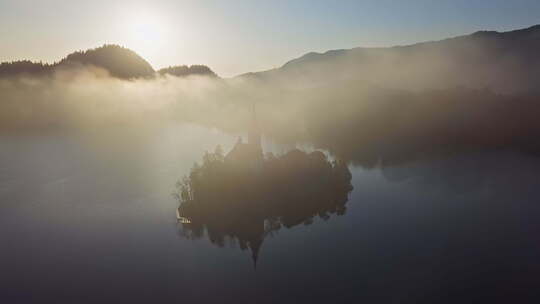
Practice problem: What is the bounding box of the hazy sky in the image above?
[1,0,540,77]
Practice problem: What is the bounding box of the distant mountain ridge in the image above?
[0,44,217,79]
[243,24,540,94]
[2,24,540,86]
[281,24,540,68]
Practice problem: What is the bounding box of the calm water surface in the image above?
[1,124,540,303]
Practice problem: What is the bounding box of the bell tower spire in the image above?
[248,101,261,150]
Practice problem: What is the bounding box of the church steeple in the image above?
[248,101,261,150]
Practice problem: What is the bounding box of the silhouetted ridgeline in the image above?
[158,65,217,78]
[58,45,155,79]
[0,60,53,77]
[242,24,540,94]
[0,45,217,79]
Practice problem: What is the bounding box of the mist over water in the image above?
[2,125,540,303]
[3,31,540,164]
[3,25,540,303]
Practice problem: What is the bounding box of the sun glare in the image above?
[118,10,170,63]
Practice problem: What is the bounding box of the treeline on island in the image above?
[0,44,218,79]
[175,146,353,264]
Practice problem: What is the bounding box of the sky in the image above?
[1,0,540,77]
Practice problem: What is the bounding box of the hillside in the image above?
[243,24,540,94]
[58,45,155,79]
[0,45,217,79]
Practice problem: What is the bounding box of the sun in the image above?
[118,10,170,62]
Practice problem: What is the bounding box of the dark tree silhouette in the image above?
[0,45,221,80]
[57,45,155,79]
[0,60,52,77]
[158,65,217,78]
[0,45,155,79]
[174,146,353,267]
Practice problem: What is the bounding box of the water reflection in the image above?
[3,127,540,302]
[174,136,353,266]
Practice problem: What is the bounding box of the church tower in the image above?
[224,101,263,168]
[248,101,262,151]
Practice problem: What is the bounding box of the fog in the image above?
[0,68,224,130]
[2,34,540,166]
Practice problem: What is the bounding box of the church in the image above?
[224,104,264,170]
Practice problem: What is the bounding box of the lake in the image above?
[1,124,540,303]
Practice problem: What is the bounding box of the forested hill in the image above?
[0,45,217,79]
[58,45,155,79]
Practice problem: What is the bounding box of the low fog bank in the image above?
[2,55,540,166]
[0,68,245,131]
[298,85,540,166]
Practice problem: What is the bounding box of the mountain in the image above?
[0,45,155,79]
[243,24,540,94]
[0,45,217,79]
[232,24,540,162]
[58,45,155,79]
